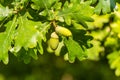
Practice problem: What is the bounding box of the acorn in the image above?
[47,45,54,53]
[48,32,59,50]
[55,26,72,37]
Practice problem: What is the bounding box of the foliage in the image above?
[1,0,120,77]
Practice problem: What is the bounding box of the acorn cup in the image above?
[55,26,72,37]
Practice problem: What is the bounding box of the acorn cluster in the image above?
[47,26,72,53]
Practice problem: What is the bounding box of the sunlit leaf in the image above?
[87,40,104,60]
[110,21,120,34]
[0,4,12,21]
[0,16,17,64]
[14,15,40,52]
[107,51,120,76]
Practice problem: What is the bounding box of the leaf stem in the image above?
[52,20,57,28]
[0,17,8,28]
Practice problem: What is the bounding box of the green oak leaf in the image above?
[13,13,51,55]
[0,16,17,64]
[94,0,116,14]
[110,20,120,34]
[31,0,58,10]
[58,2,94,28]
[28,48,38,60]
[91,27,109,41]
[0,4,12,21]
[104,37,117,46]
[107,51,120,76]
[16,48,31,64]
[13,16,40,53]
[0,0,13,6]
[37,22,51,54]
[71,29,93,48]
[87,40,104,60]
[15,46,38,64]
[64,37,87,63]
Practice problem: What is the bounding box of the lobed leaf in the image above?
[107,51,120,76]
[37,22,51,54]
[94,0,116,14]
[13,15,40,52]
[0,4,12,21]
[64,37,87,63]
[31,0,58,10]
[87,40,104,60]
[0,16,17,64]
[58,2,94,28]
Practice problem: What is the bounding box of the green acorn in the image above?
[55,26,72,37]
[48,32,59,50]
[47,45,54,53]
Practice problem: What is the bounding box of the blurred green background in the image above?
[0,52,120,80]
[0,0,120,80]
